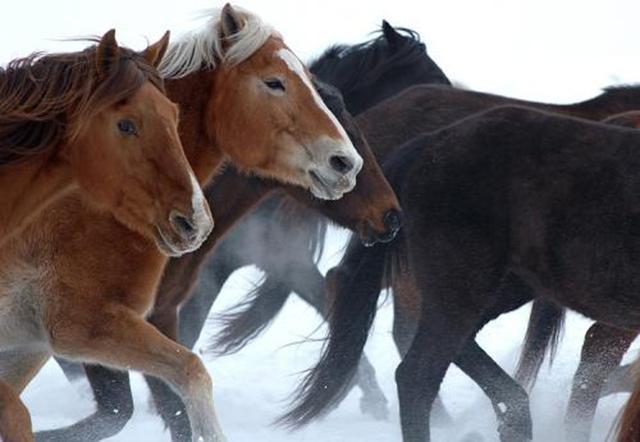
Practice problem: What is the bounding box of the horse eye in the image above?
[117,119,137,136]
[264,79,285,92]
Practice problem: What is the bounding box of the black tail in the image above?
[514,298,566,389]
[277,235,392,426]
[278,131,418,427]
[211,275,290,355]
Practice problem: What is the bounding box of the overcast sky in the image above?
[1,0,640,102]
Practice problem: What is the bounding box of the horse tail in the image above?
[514,298,566,389]
[277,133,417,427]
[277,235,393,427]
[617,364,640,442]
[209,275,290,355]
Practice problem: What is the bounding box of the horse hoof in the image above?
[359,395,389,420]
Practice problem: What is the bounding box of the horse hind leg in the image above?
[50,304,225,442]
[565,322,636,442]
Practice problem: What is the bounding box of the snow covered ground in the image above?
[23,227,637,441]
[5,0,640,441]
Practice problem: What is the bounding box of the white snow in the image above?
[21,227,636,441]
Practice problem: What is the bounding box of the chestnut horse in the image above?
[42,80,400,442]
[0,29,213,441]
[284,105,640,442]
[0,30,212,253]
[0,5,367,442]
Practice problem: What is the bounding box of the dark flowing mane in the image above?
[0,42,164,165]
[310,26,448,99]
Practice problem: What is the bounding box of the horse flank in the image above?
[159,7,279,79]
[0,44,163,165]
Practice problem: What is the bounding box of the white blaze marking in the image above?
[277,48,351,143]
[189,171,209,229]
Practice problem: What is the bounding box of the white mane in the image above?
[159,6,278,79]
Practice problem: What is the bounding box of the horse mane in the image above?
[0,42,163,165]
[159,7,279,79]
[602,83,640,93]
[309,26,435,96]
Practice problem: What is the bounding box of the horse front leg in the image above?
[146,307,193,442]
[0,380,33,442]
[50,304,225,442]
[455,340,532,442]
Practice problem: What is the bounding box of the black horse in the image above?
[283,105,640,442]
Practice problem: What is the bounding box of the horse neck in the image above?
[165,72,224,185]
[0,150,73,244]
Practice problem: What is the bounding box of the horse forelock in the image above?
[0,44,161,166]
[159,7,279,79]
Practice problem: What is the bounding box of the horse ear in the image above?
[96,29,120,77]
[220,3,242,39]
[381,20,402,48]
[143,31,170,68]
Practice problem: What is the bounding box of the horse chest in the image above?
[0,264,48,349]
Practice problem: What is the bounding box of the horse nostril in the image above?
[384,210,402,233]
[170,211,197,240]
[329,155,354,174]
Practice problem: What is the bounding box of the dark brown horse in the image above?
[284,104,640,442]
[515,111,640,442]
[34,11,401,442]
[211,85,640,437]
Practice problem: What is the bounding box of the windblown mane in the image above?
[310,26,447,96]
[0,43,163,165]
[159,7,278,79]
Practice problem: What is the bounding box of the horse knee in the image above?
[179,352,212,395]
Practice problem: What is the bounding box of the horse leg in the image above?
[565,322,636,442]
[53,357,86,384]
[178,248,244,350]
[0,380,32,442]
[392,282,453,427]
[35,366,133,442]
[51,304,224,442]
[146,308,193,442]
[455,339,532,441]
[0,349,49,442]
[288,260,389,420]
